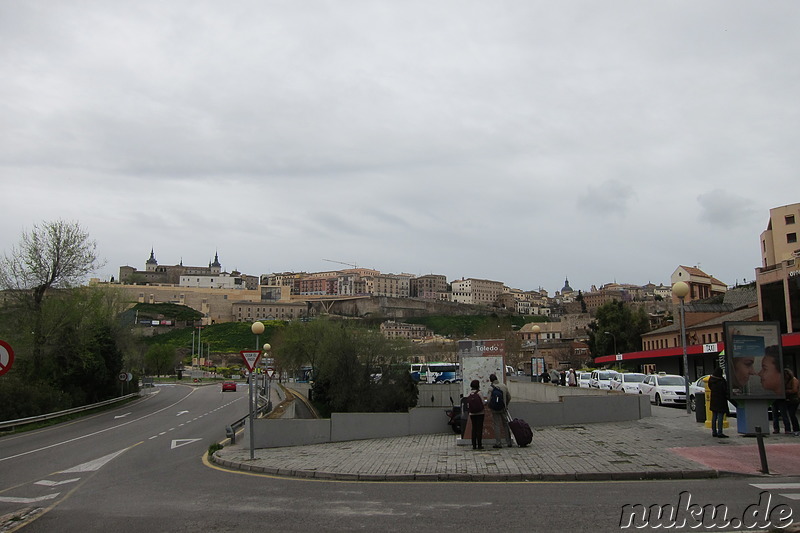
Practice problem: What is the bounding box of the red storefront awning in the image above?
[594,332,800,364]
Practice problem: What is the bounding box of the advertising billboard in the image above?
[723,321,784,400]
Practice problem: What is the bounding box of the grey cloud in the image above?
[696,190,761,228]
[576,180,636,216]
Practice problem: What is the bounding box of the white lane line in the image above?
[0,389,196,463]
[35,478,80,487]
[752,483,800,489]
[148,436,158,440]
[0,494,59,504]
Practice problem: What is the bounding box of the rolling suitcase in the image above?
[508,414,533,447]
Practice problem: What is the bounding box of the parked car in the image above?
[638,373,687,406]
[610,373,646,394]
[689,376,737,416]
[222,381,237,392]
[578,372,592,388]
[589,369,620,390]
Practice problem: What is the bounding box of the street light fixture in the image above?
[672,281,692,414]
[604,331,617,358]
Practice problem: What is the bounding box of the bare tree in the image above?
[0,220,103,371]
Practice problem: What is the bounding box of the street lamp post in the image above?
[249,321,265,459]
[672,281,692,414]
[604,331,617,358]
[263,343,272,410]
[531,324,541,382]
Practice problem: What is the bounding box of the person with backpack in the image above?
[488,373,513,449]
[466,379,485,450]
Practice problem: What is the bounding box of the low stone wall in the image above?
[251,381,650,448]
[508,381,615,402]
[251,407,446,448]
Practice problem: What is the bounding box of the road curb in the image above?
[209,453,720,482]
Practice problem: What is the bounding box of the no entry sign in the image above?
[0,340,15,377]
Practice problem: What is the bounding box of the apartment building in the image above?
[583,283,630,312]
[296,275,336,295]
[410,274,448,299]
[450,277,505,306]
[264,272,305,292]
[179,272,243,289]
[517,322,563,345]
[231,300,308,322]
[371,273,413,298]
[757,202,800,333]
[379,321,433,340]
[670,266,727,303]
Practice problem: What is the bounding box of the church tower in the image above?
[146,248,158,272]
[210,251,222,274]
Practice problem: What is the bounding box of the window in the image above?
[786,215,795,225]
[788,233,798,244]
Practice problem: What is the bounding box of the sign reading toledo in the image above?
[457,339,506,398]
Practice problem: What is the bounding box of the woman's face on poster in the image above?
[759,355,783,394]
[733,357,756,388]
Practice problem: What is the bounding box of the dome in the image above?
[561,277,573,293]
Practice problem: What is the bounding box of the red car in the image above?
[221,381,237,392]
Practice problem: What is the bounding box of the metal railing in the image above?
[0,393,140,432]
[225,395,271,445]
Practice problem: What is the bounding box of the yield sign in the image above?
[266,367,275,379]
[240,350,262,372]
[0,340,14,377]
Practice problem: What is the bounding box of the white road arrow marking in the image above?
[177,410,189,416]
[59,447,130,473]
[0,493,59,504]
[114,412,131,419]
[171,439,202,449]
[35,478,80,487]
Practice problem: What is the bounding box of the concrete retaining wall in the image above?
[252,381,650,448]
[252,407,446,448]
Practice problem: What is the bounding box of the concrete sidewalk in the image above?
[211,408,800,481]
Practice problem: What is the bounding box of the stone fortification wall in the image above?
[325,296,512,318]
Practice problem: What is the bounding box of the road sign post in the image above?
[240,350,262,460]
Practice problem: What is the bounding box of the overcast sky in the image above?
[1,1,797,295]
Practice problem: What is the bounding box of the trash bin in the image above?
[695,391,706,423]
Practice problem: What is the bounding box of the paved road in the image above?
[4,388,800,532]
[0,383,248,532]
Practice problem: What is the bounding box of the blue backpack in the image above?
[489,385,505,411]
